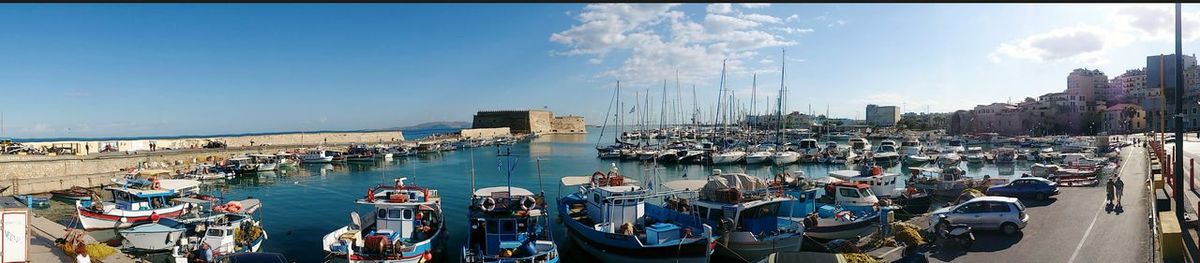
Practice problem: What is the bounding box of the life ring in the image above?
[591,171,607,186]
[479,197,496,212]
[519,196,536,210]
[153,181,161,190]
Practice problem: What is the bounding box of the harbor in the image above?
[0,124,1171,263]
[6,3,1200,263]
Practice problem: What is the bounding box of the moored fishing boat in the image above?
[662,172,803,262]
[303,148,335,163]
[76,182,187,230]
[51,186,96,201]
[322,177,445,263]
[462,186,559,263]
[119,217,186,251]
[558,170,713,263]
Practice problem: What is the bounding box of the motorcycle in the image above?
[934,214,975,250]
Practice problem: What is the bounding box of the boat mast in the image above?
[752,74,757,130]
[660,79,667,132]
[597,81,617,147]
[714,59,727,129]
[691,84,698,129]
[778,49,786,145]
[470,146,476,192]
[617,81,622,144]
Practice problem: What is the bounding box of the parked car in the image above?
[986,177,1059,200]
[930,196,1029,236]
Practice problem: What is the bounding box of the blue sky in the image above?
[0,4,1197,138]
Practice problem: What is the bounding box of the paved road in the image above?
[918,145,1151,263]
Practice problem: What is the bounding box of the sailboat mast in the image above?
[778,49,786,145]
[660,80,667,131]
[715,59,727,128]
[752,74,758,130]
[691,84,698,128]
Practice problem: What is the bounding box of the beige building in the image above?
[1101,104,1146,134]
[472,110,586,135]
[866,104,900,127]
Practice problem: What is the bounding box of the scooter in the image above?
[935,214,975,250]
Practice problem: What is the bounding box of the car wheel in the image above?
[1001,222,1019,236]
[935,221,947,234]
[1036,193,1048,201]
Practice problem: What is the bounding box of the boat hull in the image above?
[713,235,803,262]
[76,203,186,230]
[120,227,186,251]
[801,214,879,240]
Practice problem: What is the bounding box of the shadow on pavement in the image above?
[927,232,1024,261]
[1020,198,1058,208]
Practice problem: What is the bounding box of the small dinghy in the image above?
[51,186,95,201]
[119,217,187,251]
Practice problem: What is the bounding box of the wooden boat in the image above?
[51,186,95,201]
[322,178,445,263]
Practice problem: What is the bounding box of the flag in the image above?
[629,105,636,113]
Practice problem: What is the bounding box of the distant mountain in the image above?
[382,121,471,131]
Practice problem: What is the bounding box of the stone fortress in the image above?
[471,110,586,134]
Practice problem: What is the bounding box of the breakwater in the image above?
[0,131,417,194]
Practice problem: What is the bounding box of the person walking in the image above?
[1106,178,1115,206]
[1115,176,1125,207]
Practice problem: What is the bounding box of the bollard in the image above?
[1192,159,1195,191]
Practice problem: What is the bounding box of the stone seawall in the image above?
[1,131,410,194]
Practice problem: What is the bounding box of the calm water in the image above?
[38,127,1030,262]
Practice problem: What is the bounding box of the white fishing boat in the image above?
[119,218,187,251]
[302,148,335,163]
[964,147,985,165]
[201,213,268,255]
[828,166,902,198]
[183,164,233,180]
[322,178,444,263]
[872,141,901,164]
[76,183,187,230]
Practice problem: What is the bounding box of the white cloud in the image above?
[774,27,814,35]
[989,26,1115,64]
[828,19,846,27]
[707,3,732,14]
[990,5,1200,65]
[551,4,799,86]
[785,14,800,23]
[741,13,782,24]
[740,3,770,9]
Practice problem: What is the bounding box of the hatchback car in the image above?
[986,177,1059,200]
[930,196,1029,236]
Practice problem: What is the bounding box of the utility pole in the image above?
[1174,1,1187,223]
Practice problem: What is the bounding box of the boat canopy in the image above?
[135,169,173,177]
[472,186,534,198]
[663,180,707,192]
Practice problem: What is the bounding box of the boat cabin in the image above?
[360,178,440,241]
[820,182,879,207]
[104,187,176,211]
[466,186,553,261]
[848,138,870,152]
[798,139,820,150]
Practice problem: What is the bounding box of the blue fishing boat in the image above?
[462,147,559,263]
[322,178,446,263]
[662,171,804,262]
[773,175,887,240]
[462,186,558,263]
[558,169,714,263]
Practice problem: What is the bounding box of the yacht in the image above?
[848,138,871,155]
[795,139,822,163]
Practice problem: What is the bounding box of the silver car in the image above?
[930,196,1029,236]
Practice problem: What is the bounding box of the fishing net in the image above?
[891,222,925,247]
[699,173,768,201]
[842,253,882,263]
[57,229,117,261]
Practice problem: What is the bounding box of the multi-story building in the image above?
[865,104,901,127]
[1108,69,1145,105]
[1101,104,1146,135]
[1143,54,1198,131]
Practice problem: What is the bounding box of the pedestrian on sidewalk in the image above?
[1106,178,1115,205]
[1115,176,1125,207]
